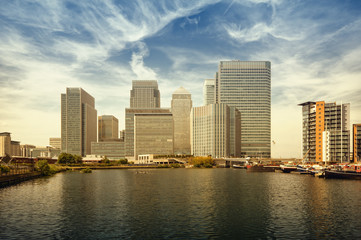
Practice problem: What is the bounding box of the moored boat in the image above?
[280,164,297,173]
[233,164,247,169]
[246,165,279,172]
[324,170,361,180]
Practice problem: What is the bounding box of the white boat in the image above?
[280,164,297,173]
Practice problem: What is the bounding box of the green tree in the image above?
[58,153,72,164]
[118,159,128,164]
[36,160,52,176]
[101,156,110,164]
[58,153,83,165]
[189,156,214,168]
[74,155,83,164]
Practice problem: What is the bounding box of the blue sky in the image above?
[1,0,361,158]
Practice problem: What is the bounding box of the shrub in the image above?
[58,153,83,165]
[0,165,10,174]
[189,157,214,168]
[36,160,52,176]
[80,168,92,173]
[101,156,110,164]
[118,159,128,164]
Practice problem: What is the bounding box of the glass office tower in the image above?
[216,61,271,158]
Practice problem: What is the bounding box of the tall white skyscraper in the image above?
[191,104,236,158]
[216,61,271,158]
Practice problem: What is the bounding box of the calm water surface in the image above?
[1,169,361,239]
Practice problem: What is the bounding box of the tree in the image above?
[36,160,51,176]
[101,156,110,164]
[189,156,214,168]
[118,159,128,164]
[74,155,83,164]
[58,153,83,165]
[58,153,73,164]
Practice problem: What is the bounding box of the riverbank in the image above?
[0,172,42,188]
[0,164,163,188]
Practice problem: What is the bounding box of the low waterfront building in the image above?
[91,141,125,160]
[353,124,361,162]
[31,146,61,158]
[21,144,36,157]
[10,141,21,157]
[299,101,350,162]
[136,154,154,164]
[0,132,11,157]
[0,132,22,157]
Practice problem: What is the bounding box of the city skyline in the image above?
[1,1,361,158]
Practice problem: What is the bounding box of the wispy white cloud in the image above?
[130,42,157,80]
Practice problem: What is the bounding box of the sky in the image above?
[1,0,361,158]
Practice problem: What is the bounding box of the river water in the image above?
[1,169,361,239]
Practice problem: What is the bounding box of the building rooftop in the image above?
[173,87,190,95]
[298,101,316,106]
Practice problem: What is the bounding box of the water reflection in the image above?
[1,169,361,239]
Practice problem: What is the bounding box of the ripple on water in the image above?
[1,169,361,239]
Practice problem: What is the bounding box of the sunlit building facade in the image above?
[98,115,119,141]
[130,80,160,108]
[134,113,173,158]
[61,88,97,156]
[171,87,192,155]
[125,108,171,157]
[191,104,231,158]
[215,61,271,158]
[353,124,361,162]
[299,101,350,162]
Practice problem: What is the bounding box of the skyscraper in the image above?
[134,113,174,158]
[130,80,160,108]
[171,87,192,155]
[61,88,97,156]
[191,104,232,158]
[125,108,171,157]
[299,101,350,162]
[98,115,119,141]
[203,79,215,105]
[215,61,271,158]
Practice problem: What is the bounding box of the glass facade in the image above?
[130,80,160,108]
[216,61,271,158]
[171,87,192,155]
[98,115,119,141]
[61,88,97,156]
